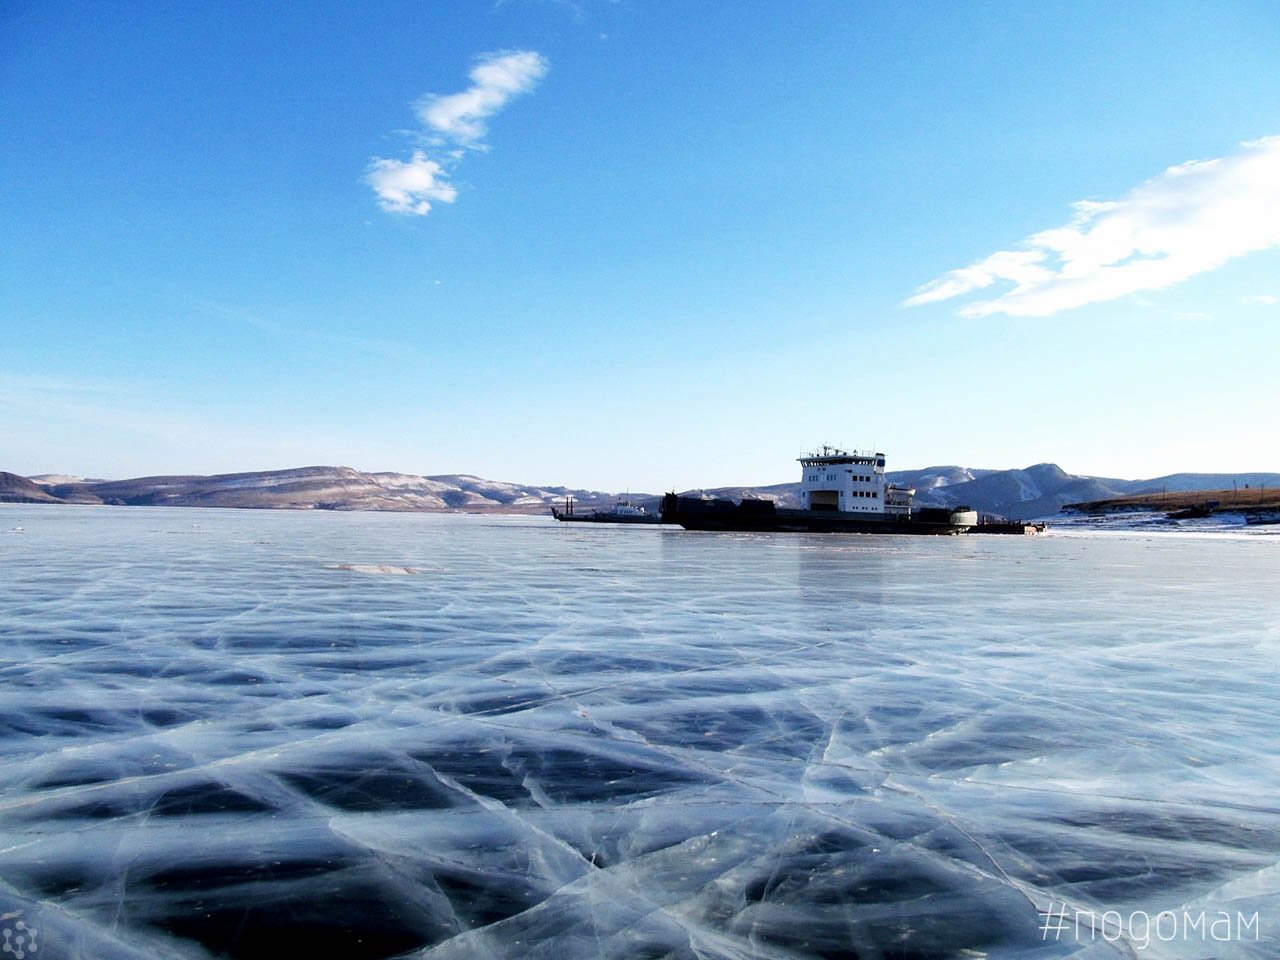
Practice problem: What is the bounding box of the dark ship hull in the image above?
[661,494,976,535]
[551,507,662,524]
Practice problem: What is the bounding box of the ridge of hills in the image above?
[11,466,618,514]
[4,464,1279,521]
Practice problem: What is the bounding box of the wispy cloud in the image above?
[416,50,548,147]
[191,300,431,362]
[905,135,1280,317]
[366,50,548,217]
[0,370,130,396]
[1243,293,1277,306]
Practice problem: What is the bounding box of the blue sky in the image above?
[3,1,1279,491]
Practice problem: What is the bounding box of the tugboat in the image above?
[551,496,663,524]
[662,446,979,535]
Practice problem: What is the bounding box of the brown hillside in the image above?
[1067,486,1280,514]
[0,472,64,503]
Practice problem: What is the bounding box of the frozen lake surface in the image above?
[1,506,1278,959]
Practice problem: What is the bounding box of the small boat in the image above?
[1166,503,1216,520]
[551,496,663,524]
[1244,510,1280,526]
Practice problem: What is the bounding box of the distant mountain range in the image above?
[888,464,1280,519]
[2,467,619,514]
[4,464,1279,520]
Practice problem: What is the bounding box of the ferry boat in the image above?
[661,446,979,535]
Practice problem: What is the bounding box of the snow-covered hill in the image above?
[895,465,1280,519]
[21,467,623,514]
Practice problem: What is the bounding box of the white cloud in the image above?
[366,50,547,217]
[417,50,548,147]
[1243,294,1278,305]
[364,151,457,215]
[906,135,1280,317]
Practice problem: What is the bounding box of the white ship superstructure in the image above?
[798,445,916,518]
